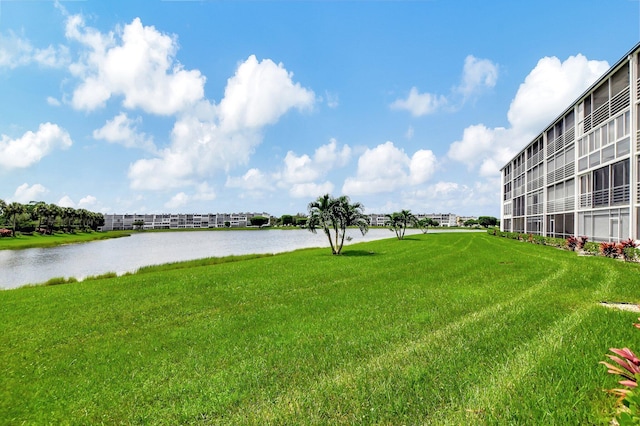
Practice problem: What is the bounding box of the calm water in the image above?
[1,228,423,289]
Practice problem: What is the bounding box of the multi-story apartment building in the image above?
[367,212,458,227]
[101,212,270,231]
[501,43,640,242]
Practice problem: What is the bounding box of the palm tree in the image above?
[335,195,369,252]
[4,202,25,237]
[416,217,436,234]
[61,207,77,233]
[45,203,61,233]
[307,194,368,255]
[32,201,49,230]
[386,209,416,240]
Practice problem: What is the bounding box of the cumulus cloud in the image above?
[162,183,215,209]
[448,54,609,177]
[456,55,499,98]
[226,168,273,191]
[390,87,447,117]
[165,192,189,209]
[47,96,62,106]
[66,15,205,114]
[58,195,75,208]
[507,54,608,134]
[276,138,351,198]
[217,55,315,131]
[0,31,69,69]
[342,141,437,195]
[93,112,156,152]
[129,55,315,191]
[11,183,48,203]
[391,55,498,116]
[0,123,72,169]
[78,195,97,207]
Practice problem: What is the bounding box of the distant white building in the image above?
[367,212,458,227]
[100,212,271,231]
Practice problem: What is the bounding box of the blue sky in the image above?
[0,0,637,217]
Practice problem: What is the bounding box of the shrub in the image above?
[600,242,621,258]
[618,238,639,262]
[601,318,640,423]
[566,236,578,251]
[577,236,589,250]
[583,242,600,254]
[44,276,79,286]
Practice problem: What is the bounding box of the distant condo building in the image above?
[501,42,640,242]
[100,212,271,231]
[368,213,459,227]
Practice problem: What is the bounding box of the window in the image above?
[593,82,609,110]
[612,159,629,188]
[584,96,592,116]
[610,64,629,96]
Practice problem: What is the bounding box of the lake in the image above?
[1,228,427,290]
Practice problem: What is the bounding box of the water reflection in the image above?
[1,228,421,289]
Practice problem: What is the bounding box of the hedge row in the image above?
[486,228,640,262]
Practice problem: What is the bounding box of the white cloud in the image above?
[147,183,216,211]
[448,54,609,177]
[289,182,334,199]
[390,55,498,116]
[165,192,189,209]
[193,182,216,201]
[0,31,69,69]
[58,195,75,208]
[405,126,414,140]
[47,96,62,106]
[78,195,97,207]
[0,123,72,169]
[507,54,608,134]
[324,91,339,108]
[11,183,48,203]
[218,55,315,131]
[129,55,316,191]
[226,168,273,191]
[456,55,498,98]
[93,112,156,152]
[342,141,437,195]
[390,87,447,117]
[276,139,351,198]
[66,15,205,115]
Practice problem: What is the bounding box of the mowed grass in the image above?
[1,232,639,424]
[0,230,132,250]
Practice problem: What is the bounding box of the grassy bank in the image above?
[0,230,132,250]
[1,232,639,424]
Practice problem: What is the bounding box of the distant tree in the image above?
[416,217,437,234]
[281,214,294,226]
[307,194,368,255]
[45,204,61,233]
[32,201,49,230]
[0,199,6,224]
[464,219,478,227]
[478,216,498,228]
[386,209,417,240]
[133,219,145,231]
[224,221,231,228]
[295,216,308,227]
[4,202,25,237]
[250,215,269,227]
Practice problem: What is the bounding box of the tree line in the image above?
[0,200,105,237]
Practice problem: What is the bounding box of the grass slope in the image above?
[0,231,132,250]
[1,232,639,424]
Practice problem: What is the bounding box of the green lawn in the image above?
[1,232,639,424]
[0,230,132,250]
